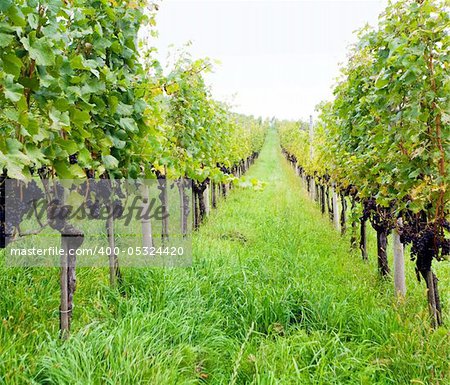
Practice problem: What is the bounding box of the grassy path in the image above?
[1,129,449,384]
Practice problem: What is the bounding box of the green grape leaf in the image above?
[102,155,119,170]
[0,32,14,47]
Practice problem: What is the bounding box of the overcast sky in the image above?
[150,0,388,121]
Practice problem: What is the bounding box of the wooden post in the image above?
[158,170,170,245]
[332,184,339,231]
[141,184,153,248]
[60,236,70,338]
[178,177,190,238]
[211,182,217,209]
[393,218,406,297]
[179,178,185,236]
[204,182,210,216]
[106,205,120,287]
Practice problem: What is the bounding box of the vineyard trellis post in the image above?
[141,184,154,248]
[393,218,406,297]
[332,184,339,231]
[106,204,121,287]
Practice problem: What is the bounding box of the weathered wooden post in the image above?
[393,218,406,297]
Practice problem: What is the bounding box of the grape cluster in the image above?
[79,179,125,220]
[4,180,45,238]
[69,153,78,165]
[399,211,449,277]
[217,163,229,174]
[361,198,394,235]
[344,184,358,197]
[87,199,102,219]
[112,199,124,219]
[442,239,450,256]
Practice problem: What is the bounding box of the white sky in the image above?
[150,0,388,121]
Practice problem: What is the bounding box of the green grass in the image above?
[1,129,449,384]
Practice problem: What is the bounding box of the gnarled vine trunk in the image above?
[326,186,333,221]
[221,183,227,198]
[416,232,443,328]
[320,185,326,215]
[58,225,83,338]
[421,270,442,328]
[157,175,169,245]
[193,181,208,229]
[204,183,210,216]
[211,182,217,209]
[360,216,368,260]
[198,184,207,222]
[376,229,390,277]
[340,193,347,235]
[350,195,357,249]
